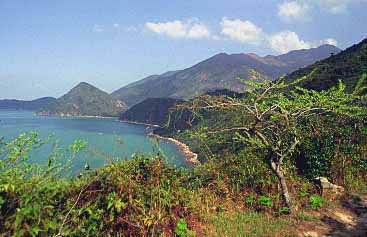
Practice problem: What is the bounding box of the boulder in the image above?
[314,177,345,195]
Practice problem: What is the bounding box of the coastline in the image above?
[36,111,199,166]
[35,111,117,119]
[119,119,160,128]
[147,132,200,166]
[118,120,200,165]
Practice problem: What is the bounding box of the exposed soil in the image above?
[299,194,367,237]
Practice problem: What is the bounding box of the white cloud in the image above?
[143,17,338,54]
[319,38,338,46]
[268,31,338,53]
[268,31,311,53]
[278,1,311,22]
[220,18,265,44]
[187,24,211,39]
[218,18,337,54]
[145,19,210,39]
[145,21,186,38]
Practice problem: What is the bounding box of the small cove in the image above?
[0,110,187,173]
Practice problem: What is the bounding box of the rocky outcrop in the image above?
[314,177,345,195]
[147,133,200,166]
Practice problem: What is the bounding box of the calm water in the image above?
[0,110,186,173]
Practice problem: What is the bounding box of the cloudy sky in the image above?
[1,0,366,99]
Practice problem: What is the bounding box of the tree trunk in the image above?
[271,161,293,213]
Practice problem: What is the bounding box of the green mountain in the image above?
[119,89,244,131]
[39,82,127,117]
[285,38,367,93]
[0,97,57,111]
[120,98,184,126]
[112,45,340,107]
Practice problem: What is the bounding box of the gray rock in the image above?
[314,177,345,195]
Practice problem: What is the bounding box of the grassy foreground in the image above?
[0,130,366,236]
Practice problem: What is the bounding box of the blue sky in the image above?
[1,0,366,99]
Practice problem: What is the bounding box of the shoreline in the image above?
[35,112,117,119]
[118,119,160,128]
[117,120,200,166]
[147,132,200,166]
[36,112,199,166]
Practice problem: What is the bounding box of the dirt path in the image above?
[301,195,367,237]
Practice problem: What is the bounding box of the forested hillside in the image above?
[285,38,367,93]
[38,82,127,117]
[120,98,184,126]
[112,45,340,107]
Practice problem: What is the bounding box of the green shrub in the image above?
[245,193,255,207]
[258,196,273,209]
[309,195,324,209]
[278,207,290,215]
[0,132,198,236]
[175,219,195,237]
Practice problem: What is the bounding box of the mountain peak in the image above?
[76,81,91,86]
[74,81,98,89]
[39,81,127,117]
[112,44,343,107]
[317,44,340,50]
[67,82,107,96]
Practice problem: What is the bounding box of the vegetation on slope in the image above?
[169,70,367,213]
[39,82,127,117]
[0,133,299,236]
[2,40,367,236]
[120,98,184,126]
[112,45,340,107]
[1,71,366,236]
[285,38,367,93]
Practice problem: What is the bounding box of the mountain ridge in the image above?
[284,38,367,93]
[0,97,57,111]
[112,44,341,107]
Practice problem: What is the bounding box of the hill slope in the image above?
[0,97,57,111]
[120,98,184,126]
[112,45,340,107]
[39,82,127,117]
[284,38,367,93]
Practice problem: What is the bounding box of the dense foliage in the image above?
[0,131,325,236]
[120,98,184,126]
[167,70,367,212]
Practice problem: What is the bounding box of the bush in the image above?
[174,219,195,237]
[0,132,198,236]
[309,195,325,209]
[258,196,273,209]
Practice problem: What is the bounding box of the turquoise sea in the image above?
[0,110,186,173]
